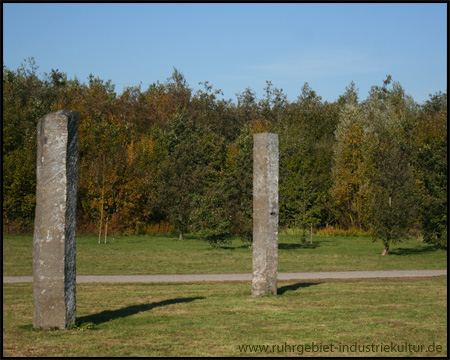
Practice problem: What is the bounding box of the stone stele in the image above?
[33,110,79,329]
[252,132,279,296]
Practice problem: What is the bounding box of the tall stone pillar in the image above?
[252,133,279,296]
[33,110,79,329]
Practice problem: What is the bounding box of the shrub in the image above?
[315,225,373,237]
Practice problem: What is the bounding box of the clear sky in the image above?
[3,3,447,104]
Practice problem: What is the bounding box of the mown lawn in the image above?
[2,233,447,276]
[2,277,447,357]
[3,233,447,357]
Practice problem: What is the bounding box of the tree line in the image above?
[3,58,447,252]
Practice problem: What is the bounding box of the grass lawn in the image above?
[2,233,447,276]
[2,277,447,357]
[3,233,447,357]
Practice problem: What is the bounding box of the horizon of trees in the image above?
[3,58,447,252]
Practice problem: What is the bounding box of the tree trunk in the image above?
[382,238,390,255]
[98,217,102,244]
[104,218,108,244]
[98,189,104,244]
[382,197,392,255]
[98,155,105,244]
[179,230,184,241]
[301,228,306,245]
[310,223,313,244]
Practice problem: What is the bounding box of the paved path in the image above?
[3,270,446,284]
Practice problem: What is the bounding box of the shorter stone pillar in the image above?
[252,133,279,296]
[33,110,79,329]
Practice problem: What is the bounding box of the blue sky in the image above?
[3,3,447,104]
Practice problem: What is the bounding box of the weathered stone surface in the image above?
[252,133,279,296]
[33,110,79,329]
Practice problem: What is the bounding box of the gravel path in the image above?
[3,269,446,284]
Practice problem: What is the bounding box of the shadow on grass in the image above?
[389,246,441,256]
[216,245,249,250]
[278,242,319,250]
[278,282,321,295]
[217,242,322,250]
[76,297,205,325]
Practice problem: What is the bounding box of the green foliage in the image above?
[221,125,254,243]
[190,188,232,246]
[417,142,447,249]
[414,95,447,249]
[2,61,447,250]
[363,78,422,253]
[337,81,359,106]
[332,103,369,229]
[366,140,420,252]
[278,84,338,238]
[315,226,372,238]
[2,59,70,231]
[159,113,225,240]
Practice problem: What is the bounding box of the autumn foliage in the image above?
[3,60,447,249]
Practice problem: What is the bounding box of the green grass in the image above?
[3,233,447,356]
[3,277,447,357]
[3,233,447,276]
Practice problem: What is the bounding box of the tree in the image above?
[280,134,319,242]
[414,92,447,248]
[3,59,48,231]
[3,59,446,243]
[332,103,370,230]
[363,77,421,254]
[366,135,420,255]
[259,80,288,124]
[278,83,337,239]
[188,125,229,245]
[159,113,224,240]
[337,81,359,107]
[220,124,254,244]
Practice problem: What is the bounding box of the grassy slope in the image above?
[3,234,447,276]
[3,278,447,357]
